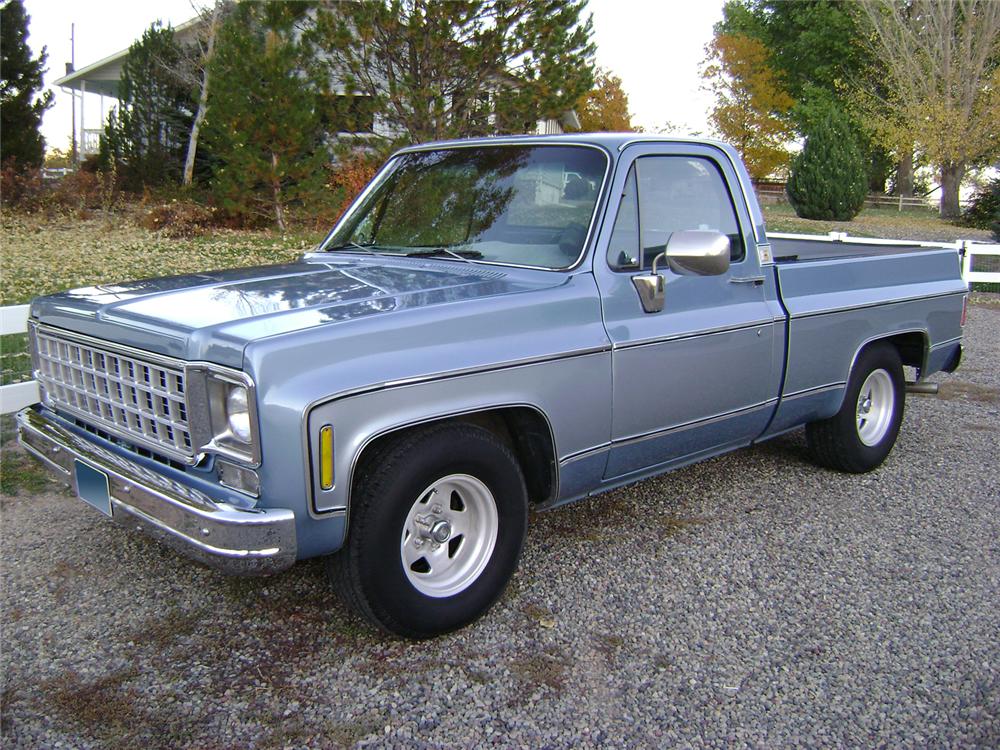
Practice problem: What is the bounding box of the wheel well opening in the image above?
[881,332,927,374]
[354,407,557,506]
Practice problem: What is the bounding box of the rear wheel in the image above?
[806,342,905,473]
[328,423,528,638]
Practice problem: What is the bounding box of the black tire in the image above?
[806,342,905,473]
[328,422,528,639]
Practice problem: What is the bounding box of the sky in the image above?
[22,0,726,154]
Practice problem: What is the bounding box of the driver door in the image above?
[593,143,782,480]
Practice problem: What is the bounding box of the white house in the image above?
[53,15,580,162]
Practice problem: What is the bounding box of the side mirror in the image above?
[665,229,731,277]
[631,230,731,314]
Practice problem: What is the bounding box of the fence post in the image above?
[960,240,972,280]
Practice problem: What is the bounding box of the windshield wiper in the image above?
[325,241,386,257]
[405,247,484,263]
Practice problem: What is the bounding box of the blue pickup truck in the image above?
[17,135,967,637]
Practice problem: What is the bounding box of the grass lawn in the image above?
[761,202,994,243]
[1,213,324,387]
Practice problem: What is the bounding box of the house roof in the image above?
[52,16,202,96]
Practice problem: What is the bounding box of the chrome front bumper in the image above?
[16,407,296,575]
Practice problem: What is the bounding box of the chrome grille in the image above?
[33,327,193,459]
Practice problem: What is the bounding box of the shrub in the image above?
[138,201,217,237]
[786,105,867,221]
[328,153,380,222]
[0,160,45,209]
[960,178,1000,241]
[0,161,107,214]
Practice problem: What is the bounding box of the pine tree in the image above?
[311,0,595,145]
[1,0,53,169]
[104,22,193,189]
[202,3,328,230]
[786,104,867,221]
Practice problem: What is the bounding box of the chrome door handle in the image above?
[729,275,765,285]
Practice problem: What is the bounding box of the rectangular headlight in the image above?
[186,366,261,466]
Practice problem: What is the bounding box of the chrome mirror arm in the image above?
[632,251,667,314]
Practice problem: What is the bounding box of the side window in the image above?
[607,165,639,269]
[608,155,744,271]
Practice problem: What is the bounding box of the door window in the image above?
[608,156,744,270]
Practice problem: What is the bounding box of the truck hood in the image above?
[30,255,559,368]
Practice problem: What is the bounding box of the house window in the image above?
[322,94,376,134]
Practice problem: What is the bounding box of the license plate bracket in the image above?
[74,460,112,517]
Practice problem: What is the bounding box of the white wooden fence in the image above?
[1,236,998,416]
[0,304,39,415]
[961,241,1000,284]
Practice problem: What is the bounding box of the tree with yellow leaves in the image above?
[853,0,1000,218]
[577,68,633,132]
[701,33,795,180]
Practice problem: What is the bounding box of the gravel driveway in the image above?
[2,303,998,750]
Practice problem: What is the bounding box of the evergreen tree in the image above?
[960,178,1000,241]
[786,104,867,221]
[1,0,53,169]
[311,0,595,145]
[104,22,193,189]
[202,3,328,230]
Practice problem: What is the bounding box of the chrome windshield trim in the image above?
[318,141,613,273]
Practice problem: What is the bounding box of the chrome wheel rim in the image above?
[856,369,894,446]
[400,474,498,598]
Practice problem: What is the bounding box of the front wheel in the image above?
[806,342,905,473]
[328,423,528,638]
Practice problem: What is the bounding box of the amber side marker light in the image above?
[319,425,334,490]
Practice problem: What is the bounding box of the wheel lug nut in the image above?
[432,504,443,514]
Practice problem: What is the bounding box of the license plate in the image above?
[74,460,112,517]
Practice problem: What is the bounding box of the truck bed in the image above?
[771,236,934,263]
[766,238,966,427]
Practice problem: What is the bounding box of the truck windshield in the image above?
[322,145,608,269]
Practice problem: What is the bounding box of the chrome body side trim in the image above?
[560,443,612,464]
[790,290,966,320]
[381,345,612,389]
[846,328,930,382]
[16,407,295,575]
[613,398,778,447]
[930,335,963,350]
[781,382,847,400]
[613,319,775,351]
